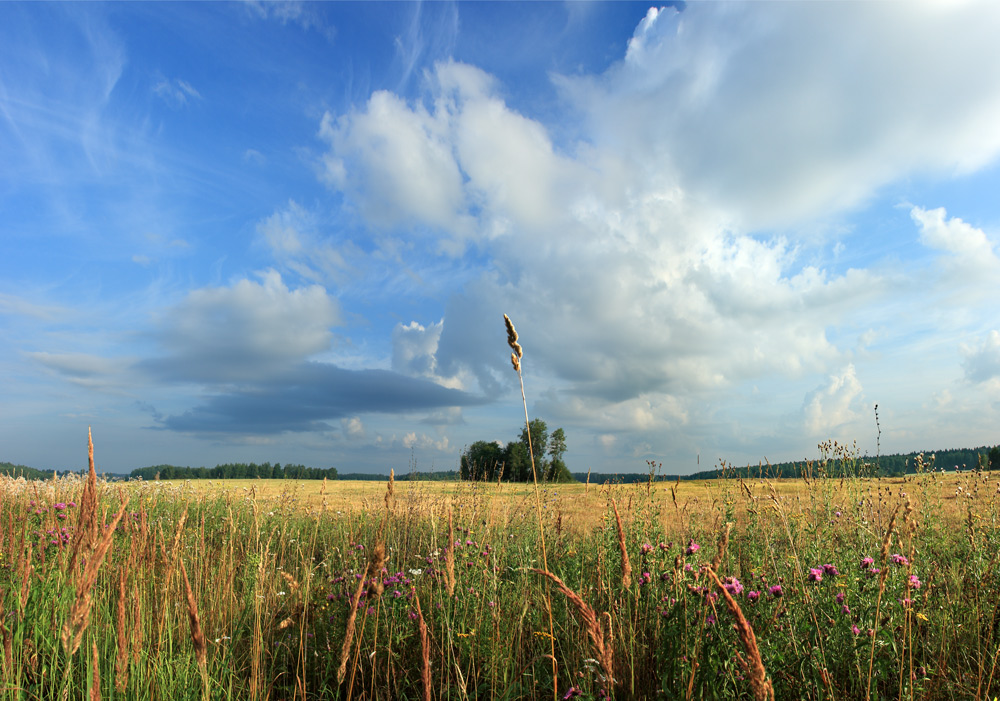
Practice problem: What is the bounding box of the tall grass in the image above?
[1,433,999,699]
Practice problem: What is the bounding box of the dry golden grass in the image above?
[150,469,991,535]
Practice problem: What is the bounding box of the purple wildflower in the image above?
[822,564,840,577]
[685,540,700,556]
[769,584,783,598]
[891,554,909,567]
[723,577,743,596]
[908,574,922,589]
[860,557,875,570]
[808,568,824,583]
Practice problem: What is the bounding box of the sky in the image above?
[2,1,1000,476]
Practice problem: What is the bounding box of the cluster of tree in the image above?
[129,462,338,481]
[460,419,573,483]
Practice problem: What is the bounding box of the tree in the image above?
[461,441,505,481]
[519,419,549,466]
[504,441,531,482]
[548,428,566,462]
[545,457,574,483]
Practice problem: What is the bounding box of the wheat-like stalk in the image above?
[90,640,101,701]
[706,568,773,700]
[414,590,432,701]
[711,522,732,572]
[611,499,632,589]
[446,506,456,597]
[180,558,209,701]
[114,567,129,693]
[532,568,615,685]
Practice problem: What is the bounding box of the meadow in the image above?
[1,434,998,700]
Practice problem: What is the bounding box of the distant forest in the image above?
[4,445,998,484]
[611,445,1000,483]
[129,462,338,481]
[0,461,55,480]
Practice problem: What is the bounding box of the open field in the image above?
[2,451,1000,700]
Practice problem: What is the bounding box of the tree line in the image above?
[459,419,573,483]
[129,462,338,481]
[687,445,1000,480]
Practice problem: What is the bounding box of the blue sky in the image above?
[3,1,1000,476]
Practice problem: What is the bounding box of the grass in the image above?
[1,437,999,700]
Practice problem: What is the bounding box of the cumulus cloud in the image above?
[341,416,366,439]
[559,1,1000,231]
[144,270,340,383]
[310,2,1000,464]
[913,206,1000,279]
[962,331,1000,384]
[802,365,865,436]
[319,90,469,235]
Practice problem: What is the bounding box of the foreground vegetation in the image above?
[2,434,1000,700]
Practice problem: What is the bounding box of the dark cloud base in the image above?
[159,362,486,435]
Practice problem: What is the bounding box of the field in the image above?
[2,444,999,700]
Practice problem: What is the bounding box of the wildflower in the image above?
[822,564,840,577]
[640,572,652,586]
[841,604,851,615]
[808,568,824,583]
[563,687,582,700]
[836,592,845,605]
[722,577,743,596]
[851,624,861,636]
[747,590,760,603]
[867,567,881,578]
[769,584,783,598]
[640,543,653,555]
[860,557,875,570]
[706,615,716,625]
[835,511,842,518]
[909,574,922,589]
[685,540,700,556]
[55,502,67,511]
[900,598,913,608]
[891,554,909,567]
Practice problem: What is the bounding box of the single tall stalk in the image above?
[504,314,558,699]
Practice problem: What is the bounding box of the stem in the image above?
[516,368,558,699]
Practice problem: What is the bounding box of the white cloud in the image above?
[558,1,1000,231]
[29,351,133,391]
[146,270,340,382]
[913,205,999,278]
[256,201,355,285]
[154,78,201,107]
[342,416,366,439]
[802,365,865,436]
[0,293,66,321]
[319,90,469,235]
[962,330,1000,384]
